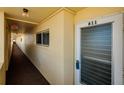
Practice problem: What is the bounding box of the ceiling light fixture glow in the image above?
[22,8,29,17]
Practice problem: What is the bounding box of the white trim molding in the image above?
[6,17,38,25]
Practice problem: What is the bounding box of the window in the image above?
[43,31,49,45]
[36,29,49,46]
[36,33,42,44]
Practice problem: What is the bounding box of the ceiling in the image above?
[67,7,84,12]
[7,19,36,32]
[2,7,84,32]
[0,7,84,23]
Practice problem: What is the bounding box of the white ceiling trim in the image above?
[39,7,76,24]
[6,17,38,25]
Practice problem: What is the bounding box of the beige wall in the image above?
[16,33,26,52]
[5,20,11,71]
[0,63,5,84]
[0,12,5,64]
[75,7,124,24]
[0,12,12,85]
[15,10,74,84]
[63,11,74,84]
[0,12,5,84]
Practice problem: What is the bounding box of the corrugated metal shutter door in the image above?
[81,23,112,85]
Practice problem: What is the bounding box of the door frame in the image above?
[75,13,124,85]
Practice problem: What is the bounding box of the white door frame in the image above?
[75,13,124,85]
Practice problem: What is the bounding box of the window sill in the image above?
[36,44,49,47]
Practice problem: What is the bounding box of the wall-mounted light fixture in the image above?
[22,8,29,17]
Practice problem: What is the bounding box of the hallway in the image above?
[0,7,123,85]
[6,43,49,85]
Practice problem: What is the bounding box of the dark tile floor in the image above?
[6,43,49,85]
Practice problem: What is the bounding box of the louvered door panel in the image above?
[81,23,112,85]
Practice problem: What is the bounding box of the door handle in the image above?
[76,60,80,69]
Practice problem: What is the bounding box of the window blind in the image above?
[81,23,112,85]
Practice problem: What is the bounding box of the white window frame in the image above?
[36,29,49,47]
[75,13,124,85]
